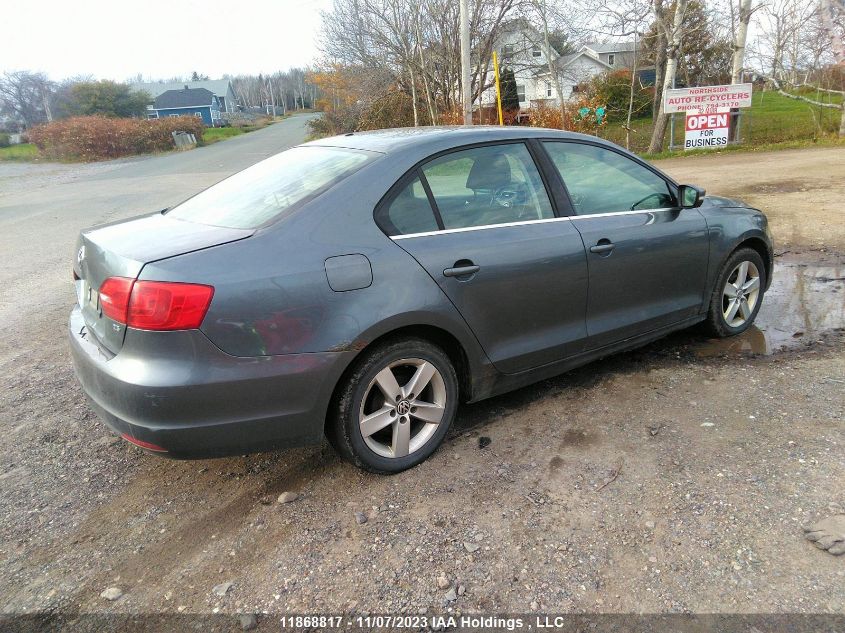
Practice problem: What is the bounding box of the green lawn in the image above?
[596,89,843,156]
[0,143,39,161]
[201,127,245,144]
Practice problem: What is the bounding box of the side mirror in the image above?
[678,184,705,209]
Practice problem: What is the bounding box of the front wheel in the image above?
[328,338,458,474]
[703,247,767,338]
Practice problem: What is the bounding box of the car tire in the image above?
[703,247,767,338]
[327,338,459,474]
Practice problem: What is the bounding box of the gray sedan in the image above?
[69,127,773,473]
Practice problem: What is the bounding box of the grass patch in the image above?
[201,116,288,145]
[596,89,842,156]
[202,127,245,144]
[643,135,845,160]
[0,143,40,161]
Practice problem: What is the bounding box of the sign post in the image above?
[492,51,504,126]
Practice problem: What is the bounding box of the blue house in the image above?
[150,86,221,126]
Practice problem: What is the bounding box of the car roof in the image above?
[304,126,613,155]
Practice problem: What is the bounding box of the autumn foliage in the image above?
[28,115,206,161]
[526,96,610,133]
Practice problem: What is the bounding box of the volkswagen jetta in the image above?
[69,127,773,473]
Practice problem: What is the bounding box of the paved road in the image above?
[0,114,315,351]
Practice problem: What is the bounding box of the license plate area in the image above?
[76,280,100,313]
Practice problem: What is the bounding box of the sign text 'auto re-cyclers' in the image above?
[664,83,753,114]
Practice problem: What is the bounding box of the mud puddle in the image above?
[694,257,844,356]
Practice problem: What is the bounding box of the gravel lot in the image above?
[0,140,842,629]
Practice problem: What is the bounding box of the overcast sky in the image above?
[2,0,331,81]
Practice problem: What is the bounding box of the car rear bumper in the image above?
[68,307,353,458]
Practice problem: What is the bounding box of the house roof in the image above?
[582,41,637,54]
[132,79,233,100]
[555,51,612,71]
[154,87,216,109]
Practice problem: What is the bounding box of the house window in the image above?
[194,112,203,118]
[169,114,180,118]
[608,53,615,66]
[532,45,542,58]
[516,84,526,102]
[545,82,552,97]
[502,44,514,60]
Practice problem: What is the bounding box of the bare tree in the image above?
[589,0,652,147]
[752,0,816,82]
[0,71,54,128]
[730,0,754,83]
[647,0,689,153]
[320,0,515,120]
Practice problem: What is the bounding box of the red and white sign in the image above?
[665,83,753,114]
[684,110,729,150]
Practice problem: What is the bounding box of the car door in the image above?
[541,141,709,350]
[376,141,588,374]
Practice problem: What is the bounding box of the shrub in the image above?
[586,70,653,122]
[526,97,611,134]
[27,115,205,161]
[0,133,9,148]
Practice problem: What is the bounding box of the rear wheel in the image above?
[328,338,458,473]
[703,247,766,337]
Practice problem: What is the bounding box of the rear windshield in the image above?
[166,146,375,229]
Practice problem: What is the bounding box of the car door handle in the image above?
[589,240,615,254]
[443,264,480,278]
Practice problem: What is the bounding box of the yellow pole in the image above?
[493,51,504,126]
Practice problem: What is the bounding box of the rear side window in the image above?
[422,143,554,229]
[543,142,674,214]
[376,175,440,236]
[167,146,374,229]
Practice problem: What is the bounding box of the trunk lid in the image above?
[73,212,253,355]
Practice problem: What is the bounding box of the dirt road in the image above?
[0,144,842,627]
[655,146,845,250]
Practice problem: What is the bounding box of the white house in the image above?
[479,21,638,110]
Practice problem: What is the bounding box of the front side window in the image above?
[167,146,374,229]
[421,143,554,230]
[532,46,542,57]
[516,84,526,102]
[543,142,674,215]
[608,53,615,66]
[376,175,439,236]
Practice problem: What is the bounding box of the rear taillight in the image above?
[99,277,214,331]
[99,277,134,323]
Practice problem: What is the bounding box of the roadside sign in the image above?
[665,83,753,114]
[684,110,730,150]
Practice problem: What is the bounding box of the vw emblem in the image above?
[77,245,86,263]
[396,400,411,415]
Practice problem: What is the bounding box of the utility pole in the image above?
[459,0,472,125]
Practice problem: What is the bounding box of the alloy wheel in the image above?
[359,358,447,459]
[722,260,761,328]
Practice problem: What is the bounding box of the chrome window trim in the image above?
[571,207,676,220]
[391,215,572,240]
[389,207,677,240]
